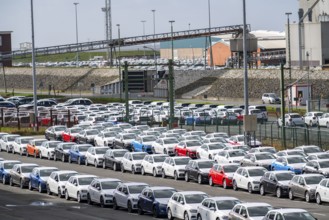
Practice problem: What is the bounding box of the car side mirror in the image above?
[96,187,101,191]
[110,155,114,158]
[314,166,319,170]
[17,170,21,174]
[129,158,132,161]
[243,213,248,218]
[179,200,184,205]
[74,183,78,186]
[171,163,175,166]
[244,174,248,177]
[209,207,215,211]
[283,162,287,166]
[36,174,40,178]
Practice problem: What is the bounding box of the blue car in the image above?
[137,186,177,218]
[68,144,92,165]
[29,167,58,193]
[271,155,308,174]
[132,135,157,154]
[185,112,212,126]
[0,160,21,184]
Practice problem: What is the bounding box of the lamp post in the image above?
[117,24,122,101]
[73,2,79,67]
[151,10,157,73]
[306,51,310,112]
[169,20,175,129]
[208,0,214,69]
[141,20,146,58]
[169,20,175,60]
[286,12,292,113]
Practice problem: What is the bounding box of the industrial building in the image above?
[0,31,12,67]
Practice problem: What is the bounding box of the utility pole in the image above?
[168,59,174,129]
[280,63,286,149]
[124,61,129,123]
[117,24,122,101]
[208,0,214,69]
[286,12,292,113]
[31,0,38,131]
[73,2,79,67]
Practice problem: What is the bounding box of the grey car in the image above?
[9,163,39,188]
[288,174,324,202]
[240,152,276,170]
[302,160,329,177]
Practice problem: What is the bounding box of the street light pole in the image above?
[169,20,175,129]
[306,51,310,112]
[243,0,249,115]
[286,12,292,113]
[169,20,175,60]
[141,20,146,58]
[151,10,157,73]
[208,0,214,69]
[73,2,79,67]
[117,24,122,102]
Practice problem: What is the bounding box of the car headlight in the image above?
[61,185,66,188]
[132,198,138,202]
[189,209,197,213]
[157,166,162,169]
[159,203,167,208]
[221,215,229,220]
[252,181,260,184]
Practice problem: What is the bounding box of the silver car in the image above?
[87,178,121,207]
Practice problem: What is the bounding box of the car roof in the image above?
[19,163,38,167]
[269,208,310,214]
[94,178,121,182]
[0,160,21,164]
[280,155,304,158]
[145,186,176,191]
[34,167,58,170]
[172,156,190,160]
[177,191,207,195]
[74,174,98,178]
[207,196,240,201]
[52,170,78,175]
[241,166,267,170]
[120,182,148,186]
[193,159,214,163]
[299,174,324,177]
[239,202,271,207]
[265,171,294,174]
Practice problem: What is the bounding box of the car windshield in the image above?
[185,194,208,204]
[22,166,37,173]
[61,144,75,150]
[210,138,227,143]
[164,139,178,144]
[34,140,46,146]
[78,177,95,185]
[153,156,167,163]
[319,161,329,168]
[304,176,324,185]
[304,147,322,154]
[59,173,77,181]
[214,133,229,138]
[290,114,301,118]
[283,212,317,220]
[86,130,98,135]
[95,148,108,154]
[119,124,132,130]
[123,134,136,139]
[113,151,127,157]
[276,173,294,181]
[4,162,20,169]
[208,144,225,150]
[40,169,57,177]
[54,127,66,132]
[7,136,18,141]
[255,154,275,160]
[71,128,82,133]
[223,165,239,173]
[216,200,241,210]
[78,145,90,152]
[48,142,59,148]
[186,141,202,147]
[128,185,147,194]
[198,161,215,169]
[175,158,191,165]
[260,148,276,154]
[132,154,146,160]
[287,157,307,164]
[104,132,116,138]
[228,151,245,157]
[287,151,305,156]
[154,189,176,198]
[248,169,266,177]
[101,181,121,189]
[248,206,272,217]
[21,138,32,144]
[142,136,157,142]
[269,94,277,98]
[317,154,329,159]
[236,136,244,142]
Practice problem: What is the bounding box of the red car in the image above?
[174,140,202,159]
[208,163,240,188]
[61,127,83,142]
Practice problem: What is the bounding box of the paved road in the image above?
[0,151,328,220]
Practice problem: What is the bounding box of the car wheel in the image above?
[28,181,33,190]
[141,167,145,175]
[196,152,200,159]
[58,188,62,198]
[94,160,98,168]
[197,175,203,184]
[233,180,238,191]
[113,163,117,171]
[208,154,212,160]
[184,172,189,182]
[137,202,144,215]
[152,206,159,218]
[316,193,322,205]
[132,166,136,175]
[38,183,43,193]
[197,214,202,220]
[162,170,166,179]
[103,161,106,169]
[20,179,25,189]
[68,155,72,163]
[113,198,118,210]
[100,196,105,208]
[65,190,70,200]
[78,157,82,165]
[184,211,190,220]
[47,185,52,195]
[127,201,133,213]
[121,164,125,173]
[260,184,265,196]
[289,189,294,200]
[77,192,82,203]
[248,183,253,194]
[62,155,66,162]
[276,187,282,198]
[9,177,13,186]
[167,208,173,220]
[87,193,92,205]
[305,191,311,203]
[209,177,213,186]
[223,179,228,189]
[6,147,10,153]
[174,171,179,181]
[153,168,157,177]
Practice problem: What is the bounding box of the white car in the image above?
[12,136,34,155]
[318,112,329,128]
[306,152,329,161]
[161,156,191,180]
[85,146,109,167]
[47,170,78,197]
[228,135,262,148]
[303,111,323,127]
[203,132,229,140]
[94,131,117,147]
[262,93,281,104]
[196,143,226,160]
[121,152,147,174]
[141,154,168,177]
[0,134,20,152]
[152,137,179,156]
[278,113,305,127]
[214,150,246,164]
[315,178,329,204]
[38,141,61,160]
[167,191,209,220]
[115,123,133,131]
[232,166,267,193]
[65,174,97,203]
[229,202,273,220]
[87,178,122,207]
[197,197,241,220]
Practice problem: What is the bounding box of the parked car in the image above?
[229,202,272,220]
[68,144,93,165]
[141,154,168,177]
[275,149,307,157]
[112,182,149,213]
[185,112,212,126]
[288,174,324,202]
[240,152,276,170]
[263,209,317,220]
[315,178,329,204]
[0,160,21,185]
[137,186,177,218]
[61,127,83,142]
[294,145,322,155]
[38,141,61,160]
[175,140,203,159]
[54,142,76,162]
[196,143,226,160]
[65,174,97,203]
[271,155,308,174]
[278,113,305,127]
[76,129,99,145]
[303,111,323,127]
[211,111,238,125]
[197,197,241,220]
[113,133,137,151]
[85,146,109,167]
[259,171,295,198]
[306,152,329,161]
[87,178,122,208]
[94,131,117,147]
[161,156,191,180]
[209,163,240,188]
[228,135,262,148]
[152,137,179,156]
[26,139,47,158]
[248,146,277,154]
[214,150,246,164]
[184,159,215,184]
[28,167,58,193]
[120,152,147,174]
[248,105,268,122]
[45,125,66,141]
[9,163,39,188]
[12,136,34,155]
[102,149,128,171]
[0,134,20,153]
[47,170,78,197]
[262,93,281,104]
[317,112,329,128]
[167,191,209,220]
[132,135,157,153]
[302,159,329,177]
[232,166,267,193]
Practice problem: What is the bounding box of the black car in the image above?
[61,98,93,106]
[302,160,329,177]
[19,99,57,110]
[259,171,295,198]
[102,149,128,171]
[54,142,76,162]
[45,125,67,141]
[0,101,16,108]
[184,159,215,184]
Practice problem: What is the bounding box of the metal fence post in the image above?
[67,109,71,128]
[216,111,219,132]
[203,110,206,133]
[1,108,3,127]
[17,108,20,130]
[50,109,53,126]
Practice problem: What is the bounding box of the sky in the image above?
[1,0,299,50]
